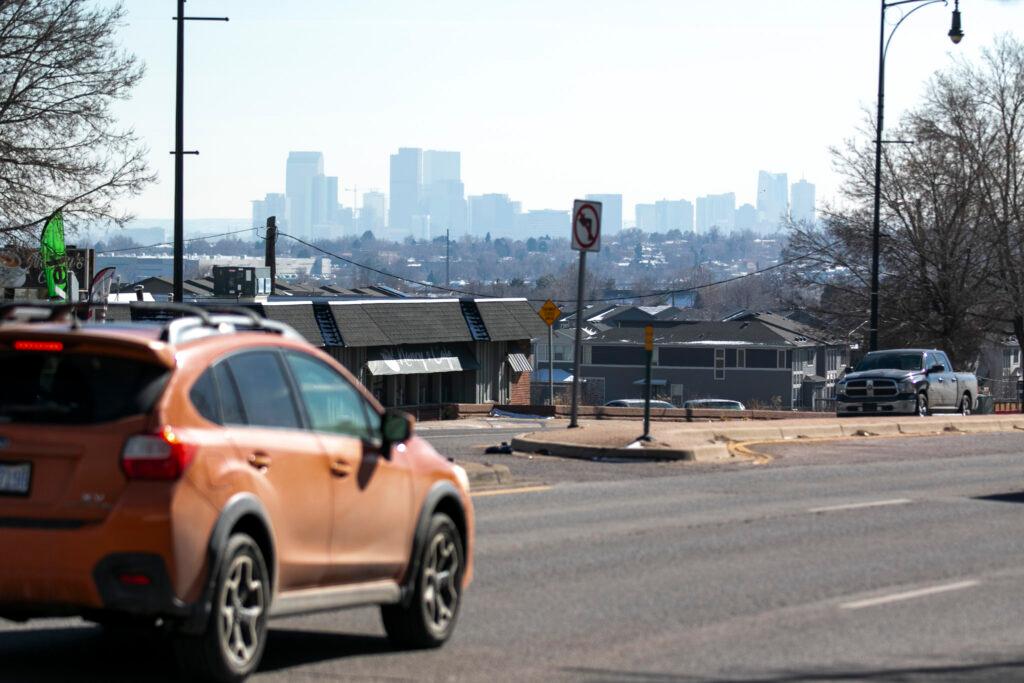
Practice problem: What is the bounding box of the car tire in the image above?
[959,392,972,416]
[174,533,270,683]
[381,512,464,649]
[916,392,929,417]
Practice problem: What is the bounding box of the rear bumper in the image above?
[0,481,216,625]
[836,397,917,415]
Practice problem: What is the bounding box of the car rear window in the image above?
[0,351,169,424]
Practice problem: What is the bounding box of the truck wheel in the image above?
[959,392,972,416]
[174,533,269,683]
[916,392,929,417]
[381,512,464,649]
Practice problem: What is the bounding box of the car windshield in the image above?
[854,352,924,372]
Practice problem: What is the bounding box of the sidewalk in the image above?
[510,414,1024,462]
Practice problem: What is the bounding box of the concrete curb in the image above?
[510,435,732,463]
[458,461,513,488]
[510,415,1024,465]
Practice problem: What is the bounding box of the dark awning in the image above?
[507,353,533,373]
[366,345,479,376]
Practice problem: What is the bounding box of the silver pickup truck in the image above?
[835,349,977,417]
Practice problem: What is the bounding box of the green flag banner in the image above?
[40,211,67,300]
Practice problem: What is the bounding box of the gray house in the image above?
[576,313,850,409]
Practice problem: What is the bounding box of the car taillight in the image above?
[121,426,196,480]
[13,340,63,352]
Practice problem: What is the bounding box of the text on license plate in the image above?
[0,462,31,495]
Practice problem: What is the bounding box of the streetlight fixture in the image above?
[867,0,963,352]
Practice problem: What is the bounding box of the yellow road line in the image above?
[471,485,552,498]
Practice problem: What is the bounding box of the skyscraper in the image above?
[790,179,816,225]
[468,194,516,237]
[735,203,757,232]
[654,199,694,232]
[285,151,324,240]
[389,148,423,233]
[696,192,736,233]
[585,194,623,234]
[359,191,387,233]
[251,193,289,229]
[756,171,789,232]
[635,204,657,231]
[423,150,467,235]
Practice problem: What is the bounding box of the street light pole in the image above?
[868,0,962,351]
[171,1,228,303]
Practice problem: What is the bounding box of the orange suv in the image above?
[0,304,474,682]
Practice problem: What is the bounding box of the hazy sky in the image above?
[113,0,1022,223]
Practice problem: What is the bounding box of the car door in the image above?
[925,352,954,408]
[218,350,334,590]
[283,351,414,585]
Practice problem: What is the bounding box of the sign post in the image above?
[537,299,562,406]
[569,200,602,429]
[642,324,654,441]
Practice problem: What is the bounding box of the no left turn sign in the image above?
[572,200,602,252]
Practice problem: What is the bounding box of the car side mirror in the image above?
[927,364,945,374]
[381,408,414,450]
[844,366,854,374]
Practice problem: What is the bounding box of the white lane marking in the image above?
[471,485,552,498]
[840,580,980,610]
[809,498,912,513]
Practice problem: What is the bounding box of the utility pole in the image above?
[264,216,277,294]
[172,0,227,303]
[446,228,451,287]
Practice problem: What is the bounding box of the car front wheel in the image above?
[174,533,269,683]
[916,392,929,417]
[381,512,464,649]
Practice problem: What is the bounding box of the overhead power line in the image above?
[97,227,257,254]
[273,230,842,306]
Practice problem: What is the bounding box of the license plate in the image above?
[863,403,878,411]
[0,462,31,495]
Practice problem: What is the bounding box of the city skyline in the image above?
[249,147,814,238]
[106,1,1022,225]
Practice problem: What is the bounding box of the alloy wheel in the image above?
[218,554,265,668]
[421,529,460,634]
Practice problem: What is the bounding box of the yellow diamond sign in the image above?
[538,299,562,327]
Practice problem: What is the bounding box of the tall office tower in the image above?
[790,179,816,225]
[389,148,423,233]
[735,203,757,231]
[285,151,325,240]
[756,171,789,231]
[360,191,387,233]
[585,194,623,234]
[325,176,340,224]
[468,194,516,237]
[251,193,289,229]
[423,150,467,234]
[635,204,657,231]
[654,199,694,232]
[696,192,736,233]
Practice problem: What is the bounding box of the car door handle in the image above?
[248,452,271,470]
[330,460,353,478]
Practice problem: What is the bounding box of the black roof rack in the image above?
[0,301,304,345]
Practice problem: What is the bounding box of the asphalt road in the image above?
[4,431,1024,681]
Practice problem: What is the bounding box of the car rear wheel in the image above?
[174,533,269,683]
[959,392,972,416]
[381,512,464,649]
[916,392,929,417]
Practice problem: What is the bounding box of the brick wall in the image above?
[510,371,532,404]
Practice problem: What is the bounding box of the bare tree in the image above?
[786,92,996,366]
[935,36,1024,368]
[0,0,152,239]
